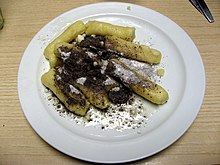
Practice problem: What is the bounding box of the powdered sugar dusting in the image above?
[119,57,155,80]
[58,48,71,61]
[69,84,80,94]
[86,51,97,58]
[44,88,152,131]
[111,86,120,92]
[101,60,108,74]
[113,61,141,84]
[76,77,87,85]
[103,76,116,86]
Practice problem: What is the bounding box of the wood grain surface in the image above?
[0,0,219,165]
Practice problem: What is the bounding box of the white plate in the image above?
[18,2,205,163]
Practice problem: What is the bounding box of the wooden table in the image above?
[0,0,219,164]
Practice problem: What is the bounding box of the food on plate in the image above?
[41,68,90,116]
[85,20,135,41]
[105,36,162,64]
[41,20,169,116]
[106,59,169,104]
[44,20,86,67]
[53,44,110,109]
[52,44,131,109]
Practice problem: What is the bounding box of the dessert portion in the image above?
[41,20,169,116]
[105,58,168,105]
[105,36,162,64]
[41,68,90,116]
